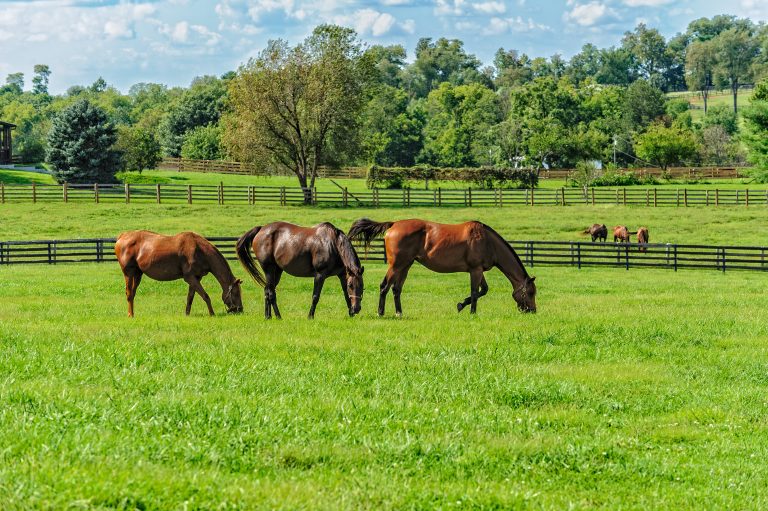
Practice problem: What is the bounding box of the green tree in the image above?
[223,25,371,203]
[701,105,739,135]
[360,85,423,166]
[2,100,47,162]
[181,124,223,160]
[32,64,51,95]
[46,99,121,183]
[685,39,717,113]
[4,73,24,94]
[622,79,666,130]
[622,23,669,88]
[160,76,226,156]
[634,122,698,170]
[741,80,768,173]
[403,38,485,97]
[116,125,162,173]
[714,28,759,112]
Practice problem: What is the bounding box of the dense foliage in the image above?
[46,99,120,183]
[366,165,538,189]
[3,14,767,187]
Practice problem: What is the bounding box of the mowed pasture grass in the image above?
[2,261,768,509]
[2,202,768,246]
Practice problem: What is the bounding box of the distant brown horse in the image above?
[348,218,536,316]
[636,227,649,252]
[115,231,243,317]
[613,226,630,243]
[236,222,364,319]
[584,224,607,242]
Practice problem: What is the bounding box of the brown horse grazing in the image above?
[584,224,607,242]
[348,218,536,316]
[636,227,649,252]
[236,222,364,319]
[613,225,630,243]
[115,231,243,317]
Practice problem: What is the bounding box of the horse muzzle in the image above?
[227,307,244,314]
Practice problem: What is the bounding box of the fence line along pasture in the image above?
[3,236,768,273]
[1,182,768,207]
[159,157,747,181]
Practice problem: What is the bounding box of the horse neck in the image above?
[490,233,529,289]
[335,234,362,276]
[207,246,235,291]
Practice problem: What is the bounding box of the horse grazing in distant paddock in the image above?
[236,222,364,319]
[584,224,607,242]
[348,218,536,316]
[636,227,649,252]
[613,225,630,243]
[115,231,243,317]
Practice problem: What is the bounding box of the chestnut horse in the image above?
[236,222,364,319]
[584,224,607,242]
[115,231,243,317]
[613,225,630,243]
[636,227,649,252]
[348,218,536,316]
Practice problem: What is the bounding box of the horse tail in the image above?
[348,218,394,249]
[236,226,266,288]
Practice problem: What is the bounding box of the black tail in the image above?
[235,226,266,288]
[348,218,394,249]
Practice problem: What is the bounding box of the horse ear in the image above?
[236,279,243,285]
[530,276,536,282]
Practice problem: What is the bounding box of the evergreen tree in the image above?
[46,99,121,183]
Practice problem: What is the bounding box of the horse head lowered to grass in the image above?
[348,218,536,316]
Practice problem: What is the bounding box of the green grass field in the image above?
[2,202,768,509]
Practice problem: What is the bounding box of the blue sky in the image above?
[2,0,767,93]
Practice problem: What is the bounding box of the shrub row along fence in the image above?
[2,237,767,273]
[1,182,768,207]
[159,157,747,181]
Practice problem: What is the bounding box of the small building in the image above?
[0,121,15,164]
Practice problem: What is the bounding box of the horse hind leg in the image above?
[457,274,488,313]
[378,269,395,317]
[391,264,413,318]
[124,270,142,318]
[268,267,283,320]
[185,285,195,315]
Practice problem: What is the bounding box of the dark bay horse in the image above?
[636,227,649,252]
[236,222,364,319]
[613,226,630,243]
[584,224,607,242]
[115,231,243,317]
[348,218,536,316]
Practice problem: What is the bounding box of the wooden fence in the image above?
[159,158,747,181]
[1,182,768,207]
[2,236,767,273]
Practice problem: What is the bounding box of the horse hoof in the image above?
[395,312,402,318]
[457,302,464,312]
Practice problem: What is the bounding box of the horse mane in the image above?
[481,223,530,278]
[328,224,363,276]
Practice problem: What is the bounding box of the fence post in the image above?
[736,190,740,206]
[715,189,719,206]
[47,241,53,264]
[124,183,130,204]
[577,243,581,269]
[645,189,649,206]
[673,245,678,272]
[32,183,37,203]
[437,187,442,207]
[625,244,629,271]
[313,187,318,206]
[0,182,4,203]
[615,189,619,205]
[94,183,99,204]
[720,247,726,272]
[187,184,192,204]
[526,241,534,267]
[404,189,408,207]
[746,189,750,207]
[63,183,69,203]
[561,187,566,206]
[376,188,381,208]
[219,181,224,205]
[499,188,504,207]
[591,187,595,206]
[343,187,348,207]
[531,188,535,206]
[468,188,472,207]
[525,189,529,206]
[654,188,657,207]
[684,188,688,207]
[706,190,709,206]
[622,188,626,206]
[156,184,161,204]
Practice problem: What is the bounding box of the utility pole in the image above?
[613,135,617,166]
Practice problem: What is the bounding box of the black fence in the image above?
[2,236,768,273]
[1,182,768,207]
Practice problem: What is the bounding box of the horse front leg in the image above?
[185,285,195,315]
[457,274,488,313]
[339,274,353,317]
[185,275,214,316]
[468,270,485,314]
[308,275,326,319]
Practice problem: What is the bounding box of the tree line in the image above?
[3,15,768,192]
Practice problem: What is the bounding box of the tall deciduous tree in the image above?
[622,23,669,88]
[116,125,162,173]
[32,64,51,95]
[685,39,716,113]
[634,122,698,170]
[223,25,371,203]
[714,28,758,112]
[46,99,121,183]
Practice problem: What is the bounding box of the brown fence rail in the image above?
[158,158,747,181]
[1,182,767,207]
[2,237,767,273]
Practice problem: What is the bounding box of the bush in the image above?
[181,124,223,160]
[116,125,162,173]
[366,165,538,190]
[46,99,120,183]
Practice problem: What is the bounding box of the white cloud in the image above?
[333,8,396,36]
[472,1,506,14]
[484,16,549,35]
[563,1,610,27]
[623,0,672,5]
[104,19,135,39]
[381,0,411,4]
[737,0,768,18]
[400,19,416,33]
[435,0,467,16]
